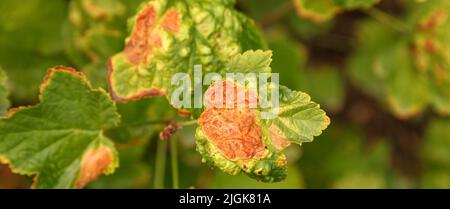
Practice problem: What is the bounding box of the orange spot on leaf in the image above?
[204,81,259,108]
[76,147,114,189]
[269,125,291,150]
[200,108,266,161]
[125,4,158,65]
[162,9,181,33]
[200,81,265,161]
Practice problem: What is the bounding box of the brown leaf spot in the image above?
[200,81,265,160]
[177,109,192,117]
[419,10,448,32]
[76,147,114,189]
[200,108,265,161]
[125,4,158,65]
[162,9,181,33]
[204,81,259,108]
[423,39,440,53]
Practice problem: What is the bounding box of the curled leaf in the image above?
[197,80,287,182]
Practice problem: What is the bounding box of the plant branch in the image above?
[153,138,167,189]
[365,8,411,34]
[170,137,180,189]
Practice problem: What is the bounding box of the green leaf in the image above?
[348,0,450,118]
[108,0,266,102]
[210,164,305,189]
[225,50,272,74]
[423,119,450,171]
[265,86,330,145]
[0,67,120,189]
[0,0,69,102]
[333,0,380,9]
[293,0,379,23]
[0,68,10,116]
[421,119,450,188]
[0,0,68,54]
[267,31,345,112]
[293,0,340,23]
[194,49,330,183]
[300,123,394,188]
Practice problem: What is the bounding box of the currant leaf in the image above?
[293,0,380,23]
[108,0,266,102]
[0,68,10,116]
[225,50,272,74]
[0,67,120,189]
[195,51,330,182]
[349,0,450,118]
[264,86,330,145]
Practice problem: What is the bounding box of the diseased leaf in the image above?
[293,0,379,23]
[88,146,152,189]
[65,0,142,87]
[108,0,266,102]
[348,0,450,118]
[195,51,329,182]
[293,0,340,23]
[0,68,9,116]
[264,86,330,145]
[197,81,288,183]
[0,67,120,189]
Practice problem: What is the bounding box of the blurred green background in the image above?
[0,0,449,189]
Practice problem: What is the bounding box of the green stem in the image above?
[180,120,198,127]
[153,138,167,189]
[122,120,169,128]
[120,120,197,129]
[366,8,411,33]
[170,137,180,189]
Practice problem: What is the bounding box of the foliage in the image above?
[0,0,449,189]
[0,68,119,188]
[293,0,380,23]
[0,68,9,116]
[349,0,450,118]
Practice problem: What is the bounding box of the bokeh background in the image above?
[0,0,449,189]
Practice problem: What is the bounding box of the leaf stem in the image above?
[170,137,180,189]
[365,8,411,34]
[179,120,198,127]
[122,120,169,128]
[153,138,167,189]
[120,120,197,129]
